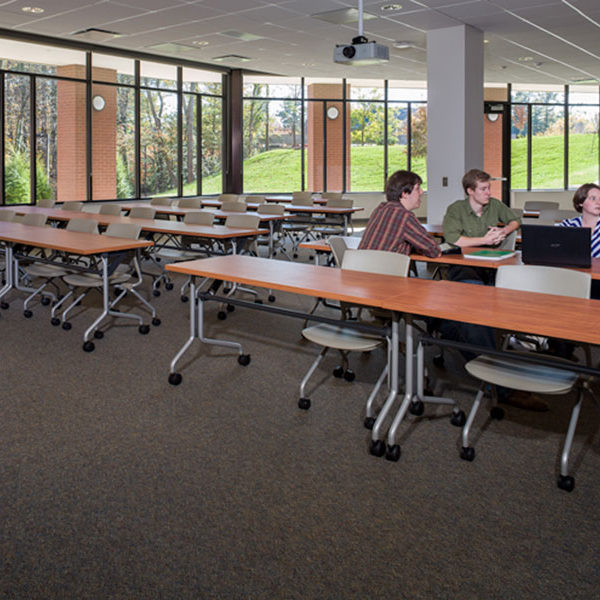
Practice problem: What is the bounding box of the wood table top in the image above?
[165,255,600,345]
[0,221,152,254]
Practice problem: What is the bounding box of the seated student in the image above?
[359,170,441,257]
[560,182,600,299]
[443,169,520,284]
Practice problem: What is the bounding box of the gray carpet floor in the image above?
[1,253,599,599]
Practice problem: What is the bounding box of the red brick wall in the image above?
[483,115,503,199]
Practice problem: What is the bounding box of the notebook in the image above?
[521,224,591,268]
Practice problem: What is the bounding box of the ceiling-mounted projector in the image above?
[334,35,389,66]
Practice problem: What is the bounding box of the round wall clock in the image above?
[327,106,339,120]
[92,95,106,111]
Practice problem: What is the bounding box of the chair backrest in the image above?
[321,192,342,201]
[341,249,410,277]
[150,197,172,206]
[37,198,55,208]
[66,218,99,234]
[22,213,48,227]
[497,230,517,251]
[61,201,84,211]
[257,203,284,215]
[221,201,247,212]
[246,195,265,204]
[225,214,261,229]
[218,194,239,203]
[183,211,214,226]
[98,203,122,216]
[328,236,349,267]
[82,204,101,213]
[177,197,203,209]
[0,210,16,222]
[129,206,156,219]
[326,198,353,208]
[104,222,141,240]
[496,264,591,299]
[523,200,560,212]
[292,191,313,205]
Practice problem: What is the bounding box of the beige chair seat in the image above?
[62,271,131,287]
[23,263,69,278]
[302,323,382,352]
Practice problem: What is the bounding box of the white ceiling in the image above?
[1,0,600,85]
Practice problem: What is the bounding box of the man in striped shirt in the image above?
[358,170,441,257]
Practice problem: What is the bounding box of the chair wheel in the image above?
[83,341,95,352]
[51,317,60,326]
[385,444,401,462]
[217,311,227,320]
[363,416,375,430]
[41,296,51,306]
[490,406,505,420]
[298,397,311,410]
[62,322,72,330]
[181,295,189,303]
[1,301,9,310]
[450,410,466,427]
[223,287,231,294]
[293,253,298,259]
[268,295,276,302]
[94,330,104,339]
[343,369,355,382]
[409,400,424,416]
[460,446,475,461]
[165,282,174,291]
[333,366,344,378]
[369,439,386,457]
[23,310,33,318]
[152,317,161,326]
[152,289,161,297]
[557,474,575,492]
[226,304,235,312]
[168,372,182,386]
[139,324,150,335]
[238,354,250,366]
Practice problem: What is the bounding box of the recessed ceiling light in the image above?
[212,54,252,63]
[484,39,490,44]
[191,40,209,47]
[518,56,533,62]
[381,3,402,10]
[393,41,412,49]
[22,6,44,13]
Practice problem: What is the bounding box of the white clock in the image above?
[326,106,339,120]
[486,112,499,122]
[92,95,106,111]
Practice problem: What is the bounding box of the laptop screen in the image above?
[521,224,591,268]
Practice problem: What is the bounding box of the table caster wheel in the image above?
[238,354,250,366]
[333,365,344,378]
[409,400,424,416]
[268,295,276,302]
[94,330,104,339]
[168,372,182,386]
[62,322,72,331]
[385,444,401,462]
[83,341,95,353]
[460,446,475,461]
[450,410,466,427]
[181,295,189,303]
[152,317,161,326]
[298,397,311,410]
[557,475,574,492]
[139,324,150,335]
[343,369,355,382]
[165,282,174,291]
[363,416,375,430]
[152,289,161,297]
[41,296,51,306]
[369,439,385,457]
[51,317,60,326]
[23,310,33,318]
[1,301,9,310]
[226,304,235,312]
[217,311,227,320]
[490,406,505,420]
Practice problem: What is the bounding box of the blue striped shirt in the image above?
[559,216,600,258]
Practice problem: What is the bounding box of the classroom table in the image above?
[0,220,153,351]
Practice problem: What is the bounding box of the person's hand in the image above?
[483,227,506,245]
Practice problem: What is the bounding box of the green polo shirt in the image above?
[442,197,520,244]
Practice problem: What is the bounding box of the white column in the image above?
[426,25,483,225]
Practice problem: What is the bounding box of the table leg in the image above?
[0,244,14,301]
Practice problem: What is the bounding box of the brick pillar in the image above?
[307,84,350,192]
[483,87,508,201]
[56,65,116,201]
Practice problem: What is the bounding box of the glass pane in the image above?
[531,105,564,189]
[243,75,301,98]
[182,67,222,93]
[140,60,177,90]
[201,94,223,195]
[36,78,57,202]
[388,83,427,101]
[512,85,565,104]
[511,104,528,189]
[116,87,136,199]
[387,102,408,174]
[140,89,178,197]
[182,93,197,195]
[349,80,384,100]
[92,53,135,85]
[568,105,599,188]
[4,74,31,204]
[350,99,385,191]
[0,38,85,75]
[411,104,427,189]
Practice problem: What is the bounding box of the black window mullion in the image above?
[407,102,412,172]
[564,84,568,190]
[134,60,141,198]
[300,78,305,191]
[197,94,202,196]
[0,72,4,205]
[527,103,532,190]
[29,74,36,204]
[177,66,183,197]
[322,101,327,192]
[342,78,347,193]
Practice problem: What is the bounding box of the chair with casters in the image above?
[98,204,123,216]
[37,198,56,208]
[82,203,101,213]
[457,264,595,492]
[60,202,84,211]
[129,206,156,220]
[522,201,559,225]
[150,197,173,206]
[218,194,239,203]
[298,249,410,415]
[221,200,247,212]
[256,203,285,258]
[321,192,342,201]
[292,191,313,204]
[177,197,203,209]
[0,210,17,222]
[283,193,316,256]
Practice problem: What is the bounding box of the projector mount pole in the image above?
[354,0,368,45]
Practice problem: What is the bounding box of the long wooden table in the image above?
[0,221,153,350]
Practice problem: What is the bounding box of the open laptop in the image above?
[521,224,591,268]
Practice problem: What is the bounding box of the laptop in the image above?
[521,224,591,268]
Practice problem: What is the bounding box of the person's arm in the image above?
[405,213,441,257]
[443,205,504,247]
